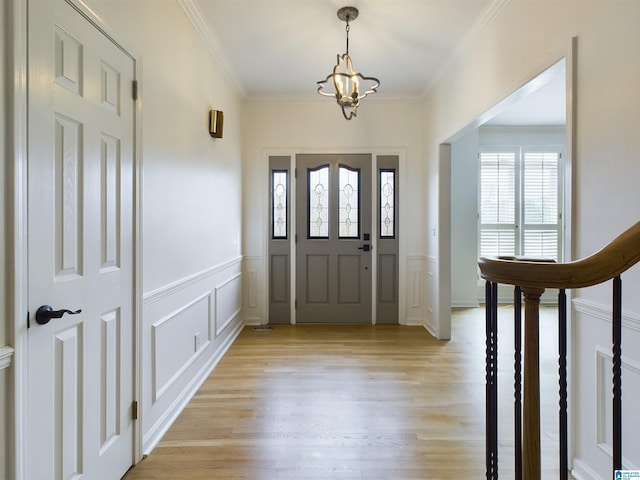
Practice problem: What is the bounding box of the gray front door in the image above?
[296,154,372,324]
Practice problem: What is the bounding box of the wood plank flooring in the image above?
[123,307,572,479]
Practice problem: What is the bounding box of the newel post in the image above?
[522,287,544,480]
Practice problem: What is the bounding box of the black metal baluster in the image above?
[486,281,499,479]
[514,286,522,480]
[612,276,622,472]
[558,289,568,480]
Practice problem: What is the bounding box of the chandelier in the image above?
[317,6,380,120]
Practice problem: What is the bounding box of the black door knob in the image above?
[35,305,82,325]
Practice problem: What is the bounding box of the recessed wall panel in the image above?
[152,294,212,402]
[55,114,84,279]
[216,273,242,335]
[100,133,121,272]
[596,348,640,464]
[55,325,83,480]
[100,309,121,452]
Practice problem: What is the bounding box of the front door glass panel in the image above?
[338,165,360,238]
[308,165,329,238]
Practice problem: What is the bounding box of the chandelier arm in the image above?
[341,105,356,120]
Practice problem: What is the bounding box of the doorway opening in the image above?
[438,45,576,339]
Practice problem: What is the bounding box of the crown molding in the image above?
[422,0,512,98]
[177,0,247,99]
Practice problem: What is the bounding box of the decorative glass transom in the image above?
[339,165,360,238]
[272,170,288,239]
[380,169,395,238]
[308,165,329,238]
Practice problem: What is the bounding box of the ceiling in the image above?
[188,0,565,125]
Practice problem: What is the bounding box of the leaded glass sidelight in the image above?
[380,169,395,238]
[339,165,360,238]
[308,165,330,238]
[272,170,288,239]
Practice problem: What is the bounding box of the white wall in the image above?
[241,99,428,327]
[450,128,479,307]
[88,0,245,453]
[426,2,640,478]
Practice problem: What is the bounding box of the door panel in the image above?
[338,255,361,303]
[27,0,136,478]
[296,154,372,324]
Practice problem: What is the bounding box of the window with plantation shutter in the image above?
[479,151,517,258]
[479,148,563,262]
[522,151,560,260]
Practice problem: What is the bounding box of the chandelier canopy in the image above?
[317,6,380,120]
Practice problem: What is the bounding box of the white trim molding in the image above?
[143,256,243,306]
[573,297,640,332]
[0,345,15,371]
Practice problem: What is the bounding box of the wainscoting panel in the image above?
[243,256,263,324]
[142,257,243,454]
[405,256,427,326]
[595,347,640,469]
[571,298,640,479]
[152,293,211,402]
[215,273,242,336]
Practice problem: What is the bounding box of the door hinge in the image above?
[27,310,30,329]
[132,400,139,420]
[295,233,298,243]
[132,80,138,101]
[295,299,297,309]
[295,168,297,178]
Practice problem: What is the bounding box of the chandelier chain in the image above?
[345,22,350,54]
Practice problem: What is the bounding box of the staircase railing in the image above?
[478,221,640,480]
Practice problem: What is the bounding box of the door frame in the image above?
[263,148,407,326]
[8,0,143,476]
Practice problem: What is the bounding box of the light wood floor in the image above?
[123,307,573,479]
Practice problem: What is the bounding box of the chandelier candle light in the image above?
[317,6,380,120]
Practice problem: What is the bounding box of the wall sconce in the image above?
[209,110,224,138]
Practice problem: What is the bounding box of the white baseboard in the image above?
[571,458,602,480]
[404,316,425,326]
[243,317,264,325]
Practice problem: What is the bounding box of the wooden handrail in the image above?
[479,221,640,480]
[478,220,640,288]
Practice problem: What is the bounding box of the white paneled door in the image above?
[27,1,136,479]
